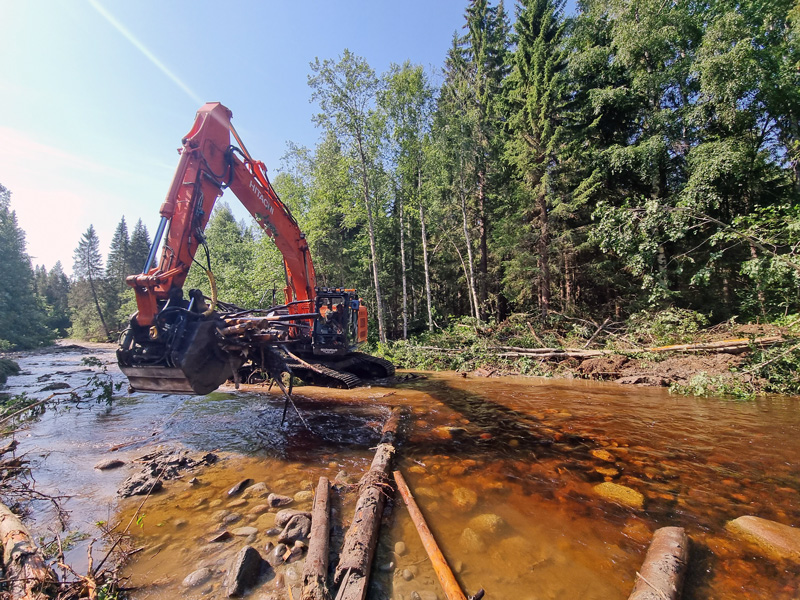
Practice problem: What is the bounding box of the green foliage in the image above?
[628,308,710,346]
[0,184,55,349]
[669,372,755,400]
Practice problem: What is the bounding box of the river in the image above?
[2,343,799,599]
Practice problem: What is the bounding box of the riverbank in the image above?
[372,314,800,399]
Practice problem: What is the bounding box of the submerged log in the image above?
[333,407,404,600]
[628,526,689,600]
[393,469,474,600]
[0,501,58,599]
[302,477,331,600]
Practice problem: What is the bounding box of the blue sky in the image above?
[0,0,574,273]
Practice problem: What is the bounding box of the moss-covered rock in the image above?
[726,515,800,563]
[593,482,645,509]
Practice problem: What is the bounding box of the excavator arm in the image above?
[127,102,316,327]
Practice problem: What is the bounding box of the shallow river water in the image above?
[3,344,800,599]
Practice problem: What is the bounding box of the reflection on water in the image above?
[4,346,800,598]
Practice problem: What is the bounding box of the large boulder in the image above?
[726,516,800,563]
[224,545,265,597]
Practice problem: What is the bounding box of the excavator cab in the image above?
[312,288,360,357]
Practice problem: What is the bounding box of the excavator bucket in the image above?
[118,319,240,395]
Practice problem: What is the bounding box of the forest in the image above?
[2,0,798,358]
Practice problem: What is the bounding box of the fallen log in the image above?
[333,407,404,600]
[302,477,331,600]
[628,526,689,600]
[0,501,58,599]
[394,469,479,600]
[646,336,783,353]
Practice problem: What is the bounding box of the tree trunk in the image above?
[477,167,488,320]
[460,188,481,322]
[419,169,434,332]
[749,241,766,317]
[0,502,58,600]
[355,132,387,343]
[537,190,550,318]
[87,275,110,340]
[628,527,689,600]
[302,477,331,600]
[333,408,403,600]
[399,189,408,340]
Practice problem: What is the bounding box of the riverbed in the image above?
[2,343,798,598]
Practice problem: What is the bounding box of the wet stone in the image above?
[266,527,281,536]
[94,458,125,470]
[227,498,248,508]
[232,526,259,537]
[278,515,312,545]
[727,515,800,563]
[402,568,414,581]
[294,490,313,503]
[224,545,264,597]
[249,504,271,516]
[242,482,269,498]
[173,518,188,529]
[395,541,407,556]
[268,493,293,507]
[228,478,255,497]
[223,513,243,525]
[590,449,616,463]
[212,510,230,521]
[209,531,232,543]
[593,482,645,509]
[268,543,288,567]
[275,509,311,528]
[182,567,213,588]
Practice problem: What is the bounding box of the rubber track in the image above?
[286,360,363,389]
[349,352,396,377]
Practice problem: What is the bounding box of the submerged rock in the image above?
[231,526,259,537]
[727,516,800,562]
[452,487,478,511]
[224,545,265,597]
[242,482,269,498]
[593,482,645,509]
[268,493,293,508]
[294,490,313,503]
[182,567,213,588]
[94,458,125,470]
[459,527,483,553]
[469,513,505,534]
[590,449,616,463]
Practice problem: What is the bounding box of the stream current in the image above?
[3,343,799,599]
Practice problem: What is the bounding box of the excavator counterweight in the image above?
[118,103,393,395]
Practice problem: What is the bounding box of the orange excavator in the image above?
[117,102,394,394]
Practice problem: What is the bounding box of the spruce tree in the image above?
[107,217,130,290]
[0,184,54,349]
[128,219,152,275]
[504,0,567,317]
[71,225,111,340]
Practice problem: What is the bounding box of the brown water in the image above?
[4,344,800,598]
